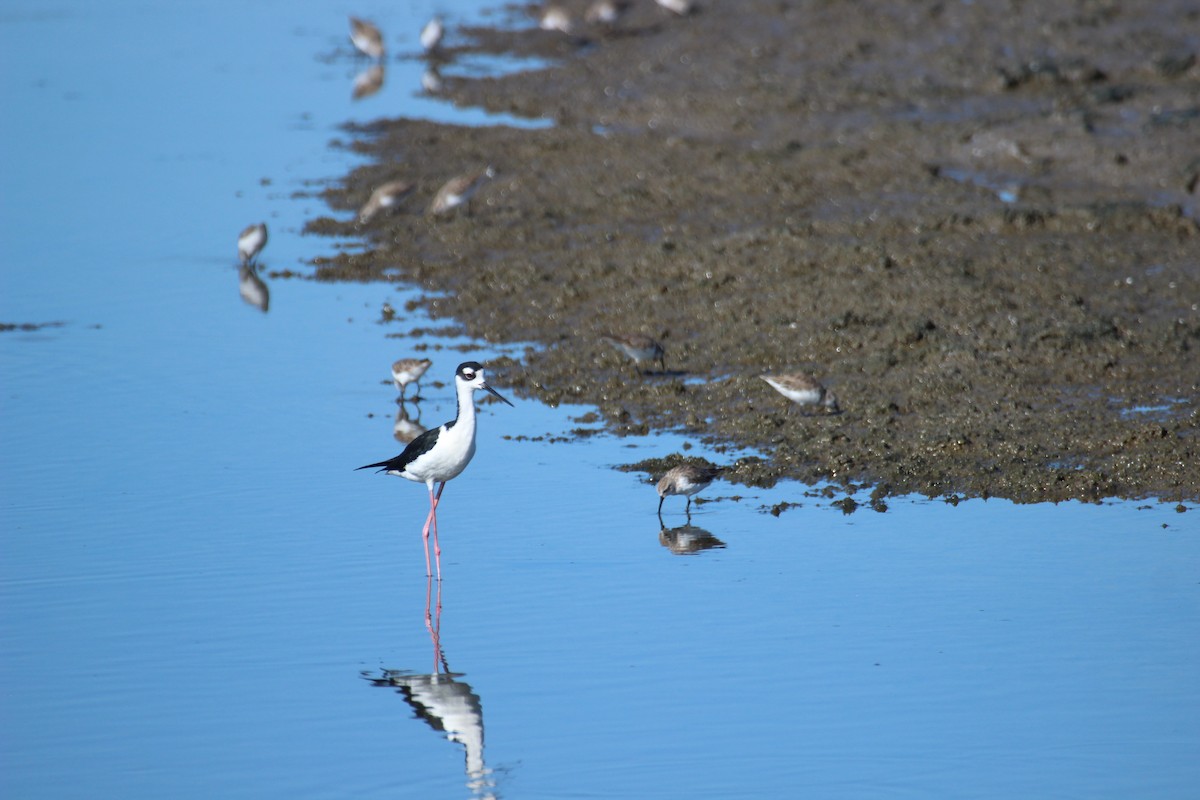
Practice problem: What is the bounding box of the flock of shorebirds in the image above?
[238,2,844,576]
[358,338,840,574]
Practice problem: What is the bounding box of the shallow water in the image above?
[2,2,1198,799]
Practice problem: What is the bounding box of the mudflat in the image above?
[306,0,1199,504]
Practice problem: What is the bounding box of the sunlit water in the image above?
[2,2,1198,799]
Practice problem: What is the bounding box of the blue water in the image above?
[2,2,1198,799]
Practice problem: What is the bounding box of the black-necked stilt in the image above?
[392,357,432,398]
[358,361,513,579]
[429,168,494,216]
[657,464,722,519]
[359,179,414,223]
[237,222,267,266]
[601,332,666,373]
[760,373,840,414]
[349,16,385,60]
[420,16,444,54]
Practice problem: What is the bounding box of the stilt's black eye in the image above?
[463,369,475,380]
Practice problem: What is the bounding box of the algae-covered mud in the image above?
[305,0,1199,504]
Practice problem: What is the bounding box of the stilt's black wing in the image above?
[356,426,441,473]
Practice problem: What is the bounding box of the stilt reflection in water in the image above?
[365,579,497,799]
[659,524,725,555]
[237,263,269,313]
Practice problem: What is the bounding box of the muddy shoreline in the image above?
[305,0,1199,504]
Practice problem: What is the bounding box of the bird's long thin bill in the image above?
[483,384,514,406]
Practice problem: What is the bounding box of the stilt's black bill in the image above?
[483,384,514,407]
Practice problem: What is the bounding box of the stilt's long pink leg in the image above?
[431,482,447,580]
[421,482,437,577]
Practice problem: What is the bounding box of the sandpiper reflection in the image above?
[659,524,725,555]
[352,64,385,100]
[365,579,497,799]
[394,400,427,444]
[238,263,269,313]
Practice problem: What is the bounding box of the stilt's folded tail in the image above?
[356,458,397,472]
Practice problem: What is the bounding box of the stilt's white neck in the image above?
[453,377,477,426]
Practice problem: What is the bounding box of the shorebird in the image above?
[655,0,695,15]
[357,362,513,579]
[349,16,385,60]
[601,333,666,373]
[760,373,840,414]
[359,179,415,223]
[539,5,574,34]
[237,222,268,266]
[420,16,444,54]
[585,0,630,26]
[392,357,433,398]
[657,464,722,519]
[429,168,494,216]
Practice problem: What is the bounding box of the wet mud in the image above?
[306,0,1200,504]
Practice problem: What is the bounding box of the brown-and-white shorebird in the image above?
[657,464,723,519]
[539,5,574,34]
[760,373,840,414]
[585,0,631,26]
[601,333,666,373]
[420,15,444,54]
[392,357,433,398]
[237,222,268,266]
[428,168,494,216]
[655,0,695,15]
[359,180,415,223]
[349,16,385,60]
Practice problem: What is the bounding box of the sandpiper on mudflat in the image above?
[601,332,666,373]
[429,168,495,216]
[359,180,415,223]
[760,372,840,414]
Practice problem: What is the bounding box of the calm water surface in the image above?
[2,2,1198,798]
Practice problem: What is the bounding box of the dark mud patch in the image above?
[307,0,1199,504]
